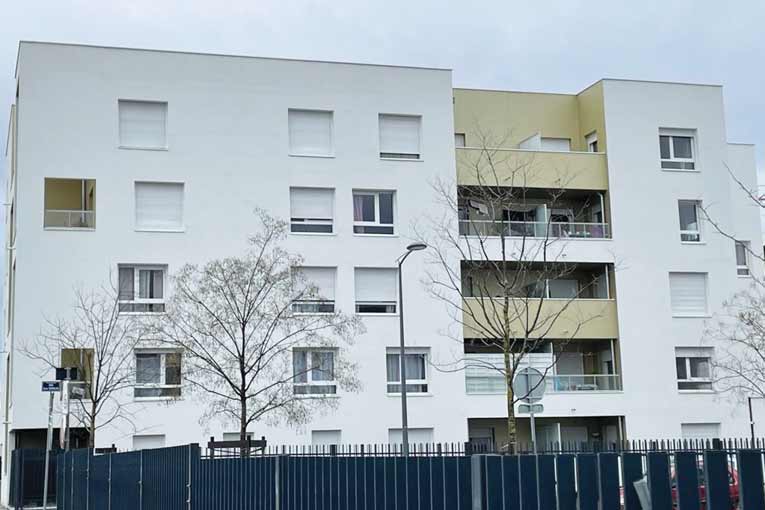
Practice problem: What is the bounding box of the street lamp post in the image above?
[397,242,427,457]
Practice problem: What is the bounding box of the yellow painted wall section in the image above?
[457,148,608,190]
[462,298,619,340]
[454,89,584,150]
[44,178,96,210]
[576,81,607,153]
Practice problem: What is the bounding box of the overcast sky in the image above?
[2,0,764,182]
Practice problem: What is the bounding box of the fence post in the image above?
[274,455,281,510]
[139,449,143,510]
[108,453,112,510]
[86,450,90,510]
[470,455,484,510]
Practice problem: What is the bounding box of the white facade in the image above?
[2,43,763,473]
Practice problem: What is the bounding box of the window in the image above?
[735,241,750,276]
[222,432,254,442]
[293,267,336,313]
[119,265,166,313]
[540,138,571,152]
[675,348,712,391]
[134,351,181,398]
[135,182,184,231]
[585,132,598,152]
[293,350,337,395]
[353,191,395,235]
[61,348,94,391]
[119,100,167,149]
[379,114,421,159]
[669,272,708,316]
[288,109,333,156]
[289,188,334,233]
[386,348,429,393]
[43,178,96,229]
[389,428,434,445]
[678,200,702,242]
[659,130,695,170]
[132,434,166,450]
[454,133,466,148]
[355,268,397,314]
[312,430,341,446]
[680,423,720,439]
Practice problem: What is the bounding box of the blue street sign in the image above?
[41,381,61,392]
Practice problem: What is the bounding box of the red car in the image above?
[620,466,739,509]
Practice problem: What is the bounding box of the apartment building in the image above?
[1,42,761,467]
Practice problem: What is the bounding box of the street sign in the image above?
[518,403,544,414]
[41,381,61,392]
[512,367,546,403]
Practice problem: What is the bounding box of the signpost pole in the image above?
[42,390,54,510]
[526,370,538,455]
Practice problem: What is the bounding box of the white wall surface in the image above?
[6,42,463,449]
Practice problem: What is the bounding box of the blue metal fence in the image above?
[46,444,765,510]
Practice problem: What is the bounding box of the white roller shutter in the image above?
[119,100,167,148]
[354,268,397,302]
[299,267,336,300]
[290,188,334,219]
[135,182,184,230]
[681,423,720,439]
[669,273,708,315]
[540,137,571,152]
[379,114,421,157]
[288,110,333,156]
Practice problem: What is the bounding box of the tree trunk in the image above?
[89,402,97,449]
[240,393,248,458]
[504,350,516,452]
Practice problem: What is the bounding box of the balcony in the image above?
[462,298,618,340]
[458,188,610,239]
[459,220,610,239]
[456,148,608,191]
[461,262,617,339]
[44,178,96,229]
[465,339,621,395]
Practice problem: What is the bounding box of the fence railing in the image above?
[459,219,611,239]
[46,441,765,510]
[9,438,765,509]
[44,209,95,229]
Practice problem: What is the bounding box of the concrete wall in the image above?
[7,42,464,450]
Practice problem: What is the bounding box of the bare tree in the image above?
[422,132,611,449]
[156,211,363,447]
[23,282,148,448]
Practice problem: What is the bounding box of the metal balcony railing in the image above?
[465,372,622,394]
[44,209,95,229]
[459,220,610,239]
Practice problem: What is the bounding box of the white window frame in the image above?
[678,200,703,243]
[454,133,466,148]
[134,181,185,232]
[118,99,168,150]
[675,353,713,392]
[378,114,422,160]
[134,349,182,400]
[118,265,167,314]
[669,272,709,317]
[735,241,751,277]
[585,132,598,152]
[659,129,696,171]
[287,109,334,158]
[352,190,396,235]
[386,348,430,395]
[354,267,398,315]
[289,187,334,234]
[292,266,337,315]
[292,349,338,396]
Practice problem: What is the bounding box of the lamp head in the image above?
[406,242,427,252]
